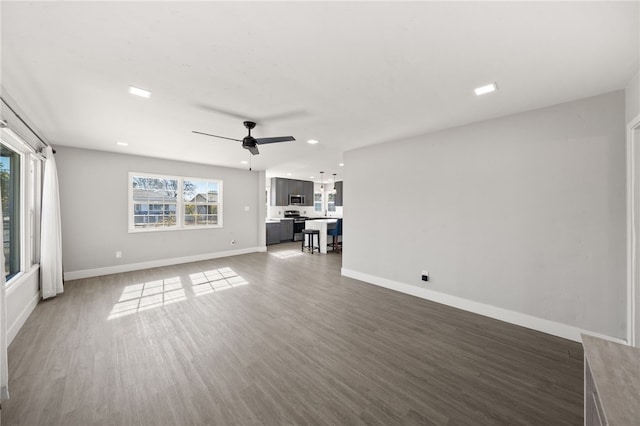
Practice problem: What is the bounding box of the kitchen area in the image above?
[266,176,343,254]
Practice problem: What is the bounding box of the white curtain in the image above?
[40,146,63,299]
[1,182,9,401]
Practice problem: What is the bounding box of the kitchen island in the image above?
[304,219,337,254]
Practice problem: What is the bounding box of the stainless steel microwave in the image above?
[288,194,305,205]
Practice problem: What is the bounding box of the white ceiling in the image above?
[1,1,638,182]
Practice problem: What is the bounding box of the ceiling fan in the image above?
[192,121,295,155]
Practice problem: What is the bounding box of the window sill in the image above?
[6,264,40,297]
[128,224,224,234]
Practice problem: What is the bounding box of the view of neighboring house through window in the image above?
[184,179,219,227]
[0,144,20,280]
[131,176,178,229]
[129,172,222,232]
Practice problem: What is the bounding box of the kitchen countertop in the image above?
[581,334,640,424]
[266,218,295,223]
[267,217,339,223]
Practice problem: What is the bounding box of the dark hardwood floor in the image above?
[4,242,583,425]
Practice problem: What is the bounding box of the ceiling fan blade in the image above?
[255,136,295,145]
[194,103,307,124]
[193,103,257,122]
[259,109,308,122]
[247,145,260,155]
[192,131,242,142]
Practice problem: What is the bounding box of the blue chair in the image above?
[327,219,342,253]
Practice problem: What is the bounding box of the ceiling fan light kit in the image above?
[193,120,295,156]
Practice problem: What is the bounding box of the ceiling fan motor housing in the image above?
[242,136,257,148]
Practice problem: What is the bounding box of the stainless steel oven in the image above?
[284,210,307,241]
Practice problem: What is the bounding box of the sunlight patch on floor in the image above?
[270,249,305,259]
[108,276,186,320]
[189,267,248,296]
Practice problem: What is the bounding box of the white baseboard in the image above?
[8,291,39,345]
[341,268,627,344]
[65,246,265,280]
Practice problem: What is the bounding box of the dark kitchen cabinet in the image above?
[270,177,315,206]
[288,179,304,197]
[303,181,314,206]
[270,178,289,206]
[335,181,343,206]
[279,219,294,242]
[266,222,281,245]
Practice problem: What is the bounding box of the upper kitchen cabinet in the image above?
[303,181,314,206]
[270,178,289,206]
[288,179,304,197]
[335,181,343,206]
[270,177,315,206]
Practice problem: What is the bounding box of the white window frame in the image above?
[0,127,43,286]
[128,172,223,233]
[29,157,42,266]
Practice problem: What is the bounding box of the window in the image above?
[0,144,20,280]
[327,192,336,212]
[129,173,222,232]
[0,128,42,285]
[314,192,322,212]
[131,175,178,229]
[183,179,220,227]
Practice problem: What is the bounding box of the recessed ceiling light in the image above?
[128,85,152,98]
[474,83,498,96]
[338,163,344,167]
[240,160,248,164]
[116,141,128,146]
[307,139,319,145]
[309,176,315,179]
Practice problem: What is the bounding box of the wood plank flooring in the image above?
[3,243,583,425]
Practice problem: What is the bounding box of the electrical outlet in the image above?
[421,270,429,282]
[115,251,122,259]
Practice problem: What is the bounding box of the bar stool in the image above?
[301,229,320,253]
[327,218,342,253]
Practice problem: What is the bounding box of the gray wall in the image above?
[343,91,626,339]
[627,70,640,123]
[56,146,264,273]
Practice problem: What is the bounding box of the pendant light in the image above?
[333,173,337,190]
[320,171,324,190]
